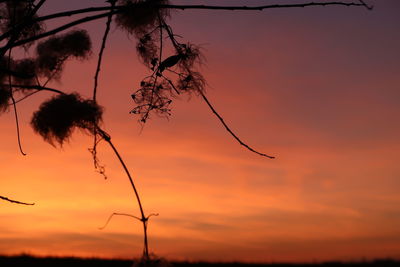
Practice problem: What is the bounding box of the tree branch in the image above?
[0,1,370,51]
[199,91,275,159]
[0,195,34,205]
[1,11,116,52]
[93,1,115,101]
[161,2,368,11]
[4,84,66,96]
[99,212,142,230]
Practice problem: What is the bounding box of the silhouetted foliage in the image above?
[115,0,169,34]
[12,58,36,85]
[36,30,91,78]
[0,85,10,112]
[0,0,44,44]
[31,93,102,145]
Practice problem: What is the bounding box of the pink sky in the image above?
[1,0,400,263]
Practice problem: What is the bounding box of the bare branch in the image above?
[8,45,26,156]
[1,11,116,52]
[200,91,275,159]
[0,195,35,205]
[0,1,369,51]
[93,1,115,101]
[4,84,66,96]
[358,0,373,10]
[161,2,367,11]
[99,212,141,230]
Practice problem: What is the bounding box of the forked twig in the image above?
[99,212,159,230]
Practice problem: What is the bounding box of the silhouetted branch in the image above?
[159,20,275,159]
[0,1,370,52]
[93,1,115,101]
[199,91,275,159]
[8,47,26,156]
[4,84,66,96]
[96,127,150,259]
[0,195,34,205]
[99,212,142,230]
[1,11,115,52]
[90,1,115,180]
[0,0,370,39]
[358,0,373,10]
[161,2,368,11]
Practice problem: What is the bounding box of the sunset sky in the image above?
[1,0,400,263]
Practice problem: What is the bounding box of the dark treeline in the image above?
[0,255,398,267]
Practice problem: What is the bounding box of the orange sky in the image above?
[1,0,400,263]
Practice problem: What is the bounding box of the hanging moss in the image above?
[12,58,36,86]
[31,93,103,145]
[0,86,11,113]
[115,0,169,34]
[35,30,92,78]
[0,0,44,45]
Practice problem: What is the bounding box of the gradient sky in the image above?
[1,0,400,263]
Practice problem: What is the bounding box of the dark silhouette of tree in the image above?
[0,0,372,263]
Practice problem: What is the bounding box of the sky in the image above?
[1,0,400,263]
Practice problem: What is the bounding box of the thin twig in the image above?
[6,84,65,105]
[1,11,117,52]
[199,91,275,159]
[358,0,373,10]
[4,84,66,95]
[160,20,275,158]
[93,1,115,101]
[96,127,150,259]
[90,1,115,180]
[99,212,142,230]
[0,195,34,205]
[7,9,26,156]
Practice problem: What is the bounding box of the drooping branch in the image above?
[159,20,276,159]
[99,212,142,230]
[200,91,275,159]
[0,195,34,205]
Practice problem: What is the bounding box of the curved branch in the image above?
[95,127,150,259]
[0,195,35,205]
[199,91,275,159]
[99,212,142,230]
